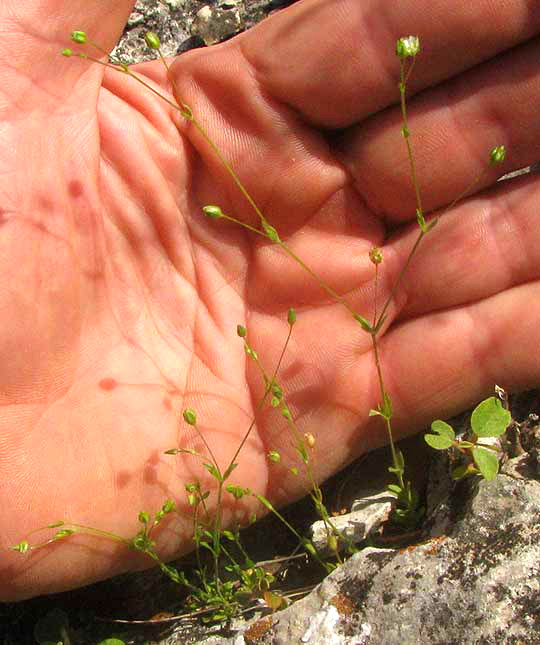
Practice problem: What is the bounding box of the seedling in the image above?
[426,392,512,481]
[11,27,510,625]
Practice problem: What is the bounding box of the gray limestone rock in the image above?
[111,1,295,63]
[201,439,540,645]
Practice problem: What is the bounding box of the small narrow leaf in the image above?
[262,221,281,242]
[353,313,373,332]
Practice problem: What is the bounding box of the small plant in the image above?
[11,27,511,624]
[426,390,512,481]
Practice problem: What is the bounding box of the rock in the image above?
[202,440,540,644]
[309,490,393,555]
[111,1,297,63]
[191,3,242,46]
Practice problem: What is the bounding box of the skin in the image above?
[0,0,539,601]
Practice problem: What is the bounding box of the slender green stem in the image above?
[399,58,423,220]
[228,324,293,469]
[372,263,379,327]
[277,241,357,315]
[376,229,424,328]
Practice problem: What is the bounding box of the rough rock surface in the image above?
[112,0,297,62]
[196,431,540,645]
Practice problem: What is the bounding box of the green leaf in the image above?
[98,640,126,645]
[353,313,373,332]
[470,396,511,438]
[387,484,402,495]
[372,313,388,334]
[33,609,69,644]
[383,393,393,418]
[369,394,392,420]
[423,217,438,233]
[204,463,222,480]
[262,221,281,242]
[222,461,238,480]
[472,446,499,481]
[416,208,426,230]
[424,420,455,450]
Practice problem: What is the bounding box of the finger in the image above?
[0,1,135,111]
[340,37,540,221]
[376,279,540,442]
[390,171,540,319]
[239,0,540,128]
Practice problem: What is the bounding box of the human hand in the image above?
[1,0,539,600]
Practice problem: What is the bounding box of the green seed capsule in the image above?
[145,31,161,50]
[203,205,223,219]
[490,145,506,165]
[369,247,383,265]
[237,324,247,338]
[71,31,88,44]
[287,308,296,326]
[183,408,197,426]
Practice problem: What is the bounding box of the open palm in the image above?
[1,0,539,600]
